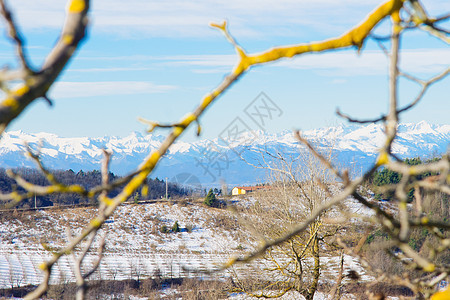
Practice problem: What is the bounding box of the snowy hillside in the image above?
[0,121,448,185]
[0,200,373,293]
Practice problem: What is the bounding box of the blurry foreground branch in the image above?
[0,0,448,299]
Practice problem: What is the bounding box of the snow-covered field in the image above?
[0,199,400,298]
[0,201,253,288]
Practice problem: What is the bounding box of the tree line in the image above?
[370,157,441,202]
[0,168,189,208]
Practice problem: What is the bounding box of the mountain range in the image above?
[0,121,448,187]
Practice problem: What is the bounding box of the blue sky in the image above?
[1,0,449,142]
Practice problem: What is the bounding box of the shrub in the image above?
[235,244,245,250]
[185,224,194,233]
[172,221,180,233]
[160,225,169,233]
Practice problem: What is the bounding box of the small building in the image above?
[231,186,265,196]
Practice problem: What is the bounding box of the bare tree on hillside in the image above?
[0,0,448,299]
[233,150,344,299]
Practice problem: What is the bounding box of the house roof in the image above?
[234,186,266,191]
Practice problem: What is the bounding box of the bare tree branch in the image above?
[0,0,32,73]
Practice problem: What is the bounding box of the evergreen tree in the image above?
[371,157,437,202]
[204,188,217,207]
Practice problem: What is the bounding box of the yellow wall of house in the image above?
[232,188,246,195]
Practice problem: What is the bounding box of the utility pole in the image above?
[165,177,168,200]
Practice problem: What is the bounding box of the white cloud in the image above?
[66,54,237,74]
[398,49,450,74]
[49,81,177,99]
[331,78,347,84]
[156,55,237,67]
[274,48,450,76]
[129,48,450,76]
[70,67,152,73]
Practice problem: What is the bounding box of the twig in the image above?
[0,0,32,72]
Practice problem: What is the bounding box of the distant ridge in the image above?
[1,121,448,185]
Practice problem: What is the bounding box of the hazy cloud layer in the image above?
[7,0,448,38]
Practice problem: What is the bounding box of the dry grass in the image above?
[0,277,234,300]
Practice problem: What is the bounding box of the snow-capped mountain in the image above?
[0,121,448,186]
